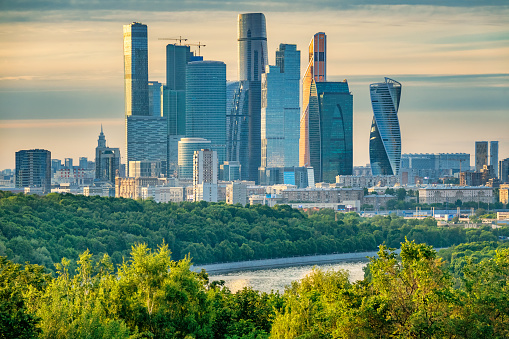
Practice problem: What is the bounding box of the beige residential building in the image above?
[418,186,493,204]
[499,184,509,204]
[115,177,162,199]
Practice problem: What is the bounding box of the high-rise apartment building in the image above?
[186,60,227,168]
[123,22,149,117]
[369,77,402,176]
[193,149,218,186]
[95,126,121,183]
[261,43,300,168]
[237,13,268,182]
[490,141,499,178]
[15,149,51,193]
[475,141,488,172]
[299,33,353,183]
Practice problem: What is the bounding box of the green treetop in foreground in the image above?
[1,240,508,338]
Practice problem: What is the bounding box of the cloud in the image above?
[1,0,508,14]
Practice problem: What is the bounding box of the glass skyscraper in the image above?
[300,32,326,169]
[300,33,353,183]
[237,13,268,182]
[123,22,149,117]
[148,81,162,117]
[261,43,300,168]
[226,81,249,174]
[163,44,193,176]
[369,77,402,176]
[186,60,227,168]
[15,149,51,193]
[475,141,488,172]
[490,141,499,177]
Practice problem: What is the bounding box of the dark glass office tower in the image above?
[369,77,402,176]
[163,44,193,176]
[300,33,352,183]
[315,82,353,182]
[237,13,268,182]
[123,22,149,117]
[15,149,51,193]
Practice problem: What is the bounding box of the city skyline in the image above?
[1,3,508,169]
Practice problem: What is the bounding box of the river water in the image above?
[208,261,367,294]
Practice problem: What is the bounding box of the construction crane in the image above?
[185,42,206,56]
[158,36,187,45]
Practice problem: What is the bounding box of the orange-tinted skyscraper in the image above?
[300,32,326,168]
[299,33,353,183]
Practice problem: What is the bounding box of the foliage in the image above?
[1,239,508,338]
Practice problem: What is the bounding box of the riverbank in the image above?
[192,249,402,274]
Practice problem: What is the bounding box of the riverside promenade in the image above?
[192,249,402,275]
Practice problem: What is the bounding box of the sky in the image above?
[0,1,508,170]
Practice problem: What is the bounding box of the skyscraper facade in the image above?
[475,141,488,172]
[226,81,249,172]
[299,33,353,183]
[369,77,402,176]
[300,32,326,169]
[95,126,120,183]
[261,43,300,168]
[123,22,149,117]
[126,116,168,175]
[186,60,227,168]
[148,81,162,117]
[237,13,268,182]
[163,44,193,177]
[490,141,499,178]
[499,158,509,183]
[15,149,51,193]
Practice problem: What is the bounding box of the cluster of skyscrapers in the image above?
[123,14,370,185]
[11,12,508,206]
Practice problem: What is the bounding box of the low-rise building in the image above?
[336,175,399,188]
[362,194,396,209]
[418,186,493,204]
[115,177,164,199]
[141,186,185,203]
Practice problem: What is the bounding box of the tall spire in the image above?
[98,125,106,148]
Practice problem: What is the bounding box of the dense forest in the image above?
[1,240,507,338]
[1,191,507,274]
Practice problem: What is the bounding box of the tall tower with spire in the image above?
[98,125,106,148]
[95,126,121,183]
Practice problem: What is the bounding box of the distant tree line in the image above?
[1,191,508,274]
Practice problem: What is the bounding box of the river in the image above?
[208,260,367,294]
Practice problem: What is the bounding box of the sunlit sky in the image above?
[0,1,508,170]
